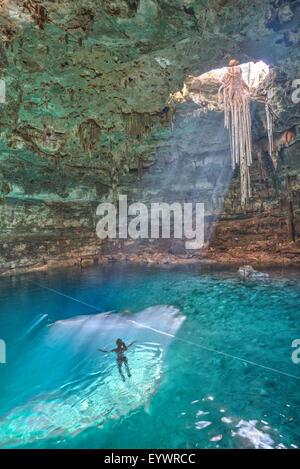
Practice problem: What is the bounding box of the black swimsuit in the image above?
[116,345,131,380]
[117,346,127,364]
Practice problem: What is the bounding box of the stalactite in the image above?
[23,0,48,30]
[137,155,143,176]
[123,113,153,140]
[78,119,101,156]
[1,25,15,46]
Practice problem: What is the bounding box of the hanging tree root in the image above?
[218,66,275,207]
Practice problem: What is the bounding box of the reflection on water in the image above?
[0,264,299,449]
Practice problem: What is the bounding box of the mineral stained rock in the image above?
[0,0,299,273]
[238,265,269,278]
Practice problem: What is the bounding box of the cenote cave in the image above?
[0,0,299,452]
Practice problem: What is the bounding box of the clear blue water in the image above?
[0,264,299,449]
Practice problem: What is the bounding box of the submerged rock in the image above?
[238,265,269,279]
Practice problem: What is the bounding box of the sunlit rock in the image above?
[238,265,269,278]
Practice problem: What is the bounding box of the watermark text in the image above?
[291,339,300,364]
[0,79,5,103]
[291,79,300,104]
[96,195,204,249]
[0,339,6,364]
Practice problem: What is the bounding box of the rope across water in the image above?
[37,283,300,381]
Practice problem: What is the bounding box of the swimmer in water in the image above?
[98,339,136,382]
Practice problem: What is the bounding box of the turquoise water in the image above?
[0,264,299,449]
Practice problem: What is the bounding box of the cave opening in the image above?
[199,60,270,89]
[171,59,273,208]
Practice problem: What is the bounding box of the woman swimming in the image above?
[98,338,136,382]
